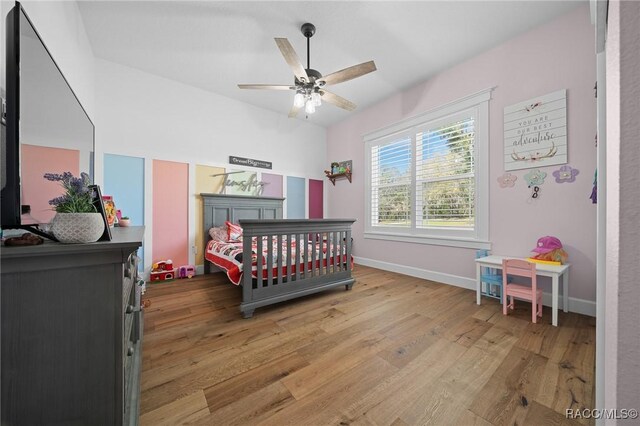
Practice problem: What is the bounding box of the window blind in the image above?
[416,117,475,229]
[370,137,412,227]
[368,116,476,231]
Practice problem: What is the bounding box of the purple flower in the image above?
[553,165,579,183]
[48,195,70,206]
[69,176,89,194]
[43,171,96,213]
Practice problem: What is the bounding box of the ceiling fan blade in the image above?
[320,90,357,111]
[274,38,309,83]
[288,104,302,118]
[319,61,377,86]
[237,84,296,90]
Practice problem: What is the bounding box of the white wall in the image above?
[94,58,327,268]
[94,59,326,178]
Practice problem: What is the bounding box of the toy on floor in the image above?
[527,236,568,265]
[178,265,196,279]
[150,259,175,281]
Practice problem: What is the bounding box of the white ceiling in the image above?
[78,1,584,127]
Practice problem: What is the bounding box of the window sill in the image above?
[364,231,491,250]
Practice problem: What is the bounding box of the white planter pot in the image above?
[51,213,105,244]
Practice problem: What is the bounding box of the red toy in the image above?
[150,259,176,281]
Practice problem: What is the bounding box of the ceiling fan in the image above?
[238,23,377,118]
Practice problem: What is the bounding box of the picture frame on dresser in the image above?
[89,184,112,241]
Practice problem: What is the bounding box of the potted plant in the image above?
[45,172,105,243]
[118,216,131,227]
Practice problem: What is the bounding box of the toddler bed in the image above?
[202,193,355,318]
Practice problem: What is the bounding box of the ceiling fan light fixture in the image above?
[293,92,305,108]
[311,92,322,107]
[238,22,376,118]
[305,99,316,114]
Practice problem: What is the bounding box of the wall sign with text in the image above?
[503,89,567,171]
[222,170,266,196]
[229,156,272,170]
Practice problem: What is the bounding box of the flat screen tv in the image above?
[1,1,95,238]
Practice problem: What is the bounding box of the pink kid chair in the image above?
[502,259,543,323]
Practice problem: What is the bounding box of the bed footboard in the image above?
[239,219,356,318]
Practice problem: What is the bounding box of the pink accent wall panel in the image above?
[153,160,189,267]
[21,144,80,224]
[260,173,283,197]
[309,179,324,219]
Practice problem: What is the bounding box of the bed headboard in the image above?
[201,193,284,229]
[201,193,284,273]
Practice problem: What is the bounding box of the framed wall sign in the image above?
[229,156,272,170]
[503,89,567,171]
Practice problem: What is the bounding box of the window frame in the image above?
[364,88,492,249]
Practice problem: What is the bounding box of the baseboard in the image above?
[353,256,596,317]
[196,264,205,276]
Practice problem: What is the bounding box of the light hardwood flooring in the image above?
[140,265,595,425]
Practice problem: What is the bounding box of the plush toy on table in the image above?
[528,236,568,265]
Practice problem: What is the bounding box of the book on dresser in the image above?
[0,226,145,425]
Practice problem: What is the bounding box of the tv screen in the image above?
[1,3,94,231]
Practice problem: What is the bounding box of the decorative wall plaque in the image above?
[504,89,567,171]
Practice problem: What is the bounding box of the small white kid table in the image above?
[475,255,570,327]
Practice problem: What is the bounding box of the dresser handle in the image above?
[126,304,134,314]
[127,346,134,356]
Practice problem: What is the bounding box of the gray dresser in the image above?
[1,226,144,425]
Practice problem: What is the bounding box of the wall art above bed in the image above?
[504,89,567,171]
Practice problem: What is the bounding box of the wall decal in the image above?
[529,185,541,201]
[497,172,517,188]
[504,89,567,171]
[552,165,579,183]
[524,169,546,187]
[218,170,266,196]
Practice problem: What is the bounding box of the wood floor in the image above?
[140,265,595,426]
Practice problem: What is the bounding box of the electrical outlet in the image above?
[192,245,197,255]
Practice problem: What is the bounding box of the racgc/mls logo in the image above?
[566,409,638,420]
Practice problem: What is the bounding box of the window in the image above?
[364,89,491,249]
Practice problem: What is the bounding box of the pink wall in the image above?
[21,144,80,224]
[327,6,597,302]
[152,159,189,267]
[309,179,324,219]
